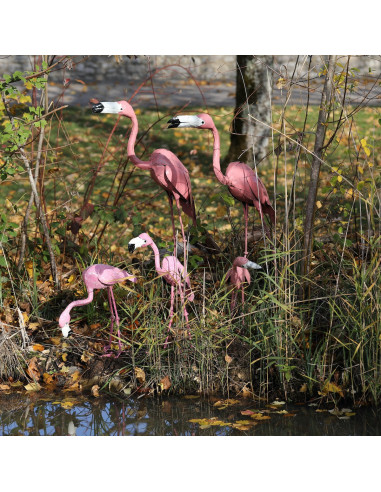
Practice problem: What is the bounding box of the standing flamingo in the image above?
[128,233,194,347]
[168,114,275,257]
[58,264,137,357]
[225,257,262,312]
[92,101,196,254]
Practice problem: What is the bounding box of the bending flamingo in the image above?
[58,264,137,357]
[168,114,275,257]
[128,233,194,348]
[92,101,196,253]
[225,257,261,312]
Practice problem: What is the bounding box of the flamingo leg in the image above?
[167,193,177,255]
[102,287,115,355]
[231,289,237,313]
[174,198,188,300]
[174,198,187,259]
[110,287,122,357]
[178,282,191,339]
[164,285,175,349]
[103,287,122,358]
[243,203,249,257]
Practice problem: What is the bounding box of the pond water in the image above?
[0,392,380,436]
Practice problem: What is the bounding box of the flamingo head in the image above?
[128,233,152,253]
[58,311,72,338]
[167,113,214,130]
[92,100,135,118]
[233,256,262,270]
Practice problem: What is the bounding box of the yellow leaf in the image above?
[321,381,345,397]
[25,261,34,278]
[316,201,322,209]
[0,384,11,391]
[66,274,76,284]
[60,400,75,409]
[337,175,343,183]
[91,385,100,397]
[360,138,367,148]
[62,353,68,362]
[225,354,233,364]
[135,367,146,384]
[24,382,41,392]
[276,77,287,89]
[216,203,227,218]
[364,146,371,157]
[32,343,44,352]
[358,166,364,174]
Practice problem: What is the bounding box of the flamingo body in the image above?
[128,233,193,346]
[168,113,275,256]
[92,101,196,249]
[58,263,137,357]
[225,256,262,312]
[225,162,275,223]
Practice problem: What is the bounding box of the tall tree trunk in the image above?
[226,55,273,164]
[301,55,337,287]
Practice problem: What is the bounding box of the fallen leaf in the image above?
[135,367,146,384]
[0,384,10,391]
[271,400,286,406]
[225,354,233,364]
[81,351,93,363]
[299,383,307,393]
[320,381,345,398]
[250,412,271,421]
[160,375,171,391]
[27,357,41,382]
[49,337,61,346]
[24,382,41,392]
[32,343,44,352]
[241,409,255,416]
[9,381,23,388]
[214,399,239,408]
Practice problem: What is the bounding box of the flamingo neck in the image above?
[211,126,228,186]
[59,290,94,324]
[127,113,145,165]
[149,241,166,275]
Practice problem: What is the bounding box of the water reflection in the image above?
[0,393,380,436]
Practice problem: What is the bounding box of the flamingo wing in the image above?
[225,267,233,283]
[95,264,132,286]
[164,157,196,222]
[246,173,275,223]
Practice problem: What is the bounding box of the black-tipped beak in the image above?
[92,103,104,114]
[128,243,136,253]
[167,117,180,129]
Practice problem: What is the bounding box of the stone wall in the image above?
[1,55,380,85]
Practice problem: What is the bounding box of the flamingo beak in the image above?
[243,260,262,270]
[167,117,180,128]
[167,115,204,128]
[128,236,146,253]
[61,323,71,338]
[92,102,122,114]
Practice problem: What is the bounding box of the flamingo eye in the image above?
[201,121,205,125]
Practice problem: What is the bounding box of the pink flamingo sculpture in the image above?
[225,257,262,312]
[168,114,275,257]
[128,233,194,348]
[92,101,196,253]
[58,264,137,357]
